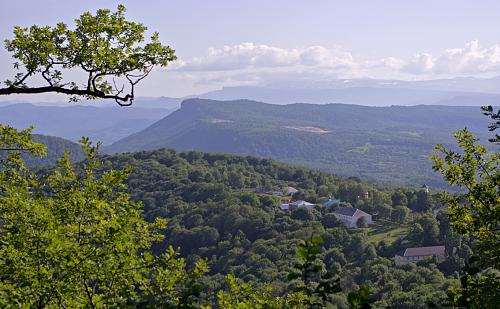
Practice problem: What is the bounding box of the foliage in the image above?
[481,105,500,144]
[93,147,455,306]
[432,129,499,268]
[391,206,410,224]
[441,256,500,308]
[0,125,45,154]
[0,5,175,105]
[347,284,374,309]
[217,274,282,309]
[0,125,203,307]
[432,127,500,307]
[287,235,341,307]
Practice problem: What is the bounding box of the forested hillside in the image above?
[31,135,85,164]
[107,99,491,187]
[1,134,85,166]
[96,148,469,307]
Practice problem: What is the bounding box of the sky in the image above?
[2,0,500,99]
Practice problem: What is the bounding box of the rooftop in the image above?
[291,200,315,206]
[403,245,445,257]
[319,199,341,205]
[333,207,358,217]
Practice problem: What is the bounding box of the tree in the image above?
[391,191,408,207]
[0,5,175,106]
[291,207,316,221]
[481,105,500,144]
[432,129,499,269]
[217,274,282,309]
[287,235,341,307]
[407,223,425,246]
[371,191,391,208]
[321,213,341,228]
[416,213,440,246]
[348,284,374,309]
[357,216,368,228]
[375,203,392,220]
[432,128,500,307]
[391,206,409,224]
[0,125,206,307]
[412,190,433,212]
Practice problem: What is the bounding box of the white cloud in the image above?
[165,41,500,92]
[173,42,356,72]
[403,53,435,74]
[173,43,299,71]
[403,41,500,75]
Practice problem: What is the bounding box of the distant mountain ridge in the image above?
[197,85,500,106]
[4,75,500,108]
[0,103,174,145]
[106,98,492,187]
[193,75,500,105]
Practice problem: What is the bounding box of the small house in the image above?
[395,245,445,265]
[333,207,373,228]
[290,200,316,210]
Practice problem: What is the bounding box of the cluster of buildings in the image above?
[275,187,373,228]
[271,185,446,264]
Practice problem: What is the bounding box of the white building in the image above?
[395,245,445,265]
[332,207,373,228]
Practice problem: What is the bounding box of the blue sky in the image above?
[2,1,500,98]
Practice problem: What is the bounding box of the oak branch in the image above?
[0,5,175,106]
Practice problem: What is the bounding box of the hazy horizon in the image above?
[3,1,500,101]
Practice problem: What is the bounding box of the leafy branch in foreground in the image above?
[217,274,283,309]
[431,129,499,269]
[0,5,176,105]
[481,105,500,144]
[431,128,500,308]
[0,125,45,153]
[0,125,205,307]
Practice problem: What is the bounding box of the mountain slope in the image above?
[106,99,492,187]
[0,134,85,167]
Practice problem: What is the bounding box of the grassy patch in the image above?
[366,221,408,245]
